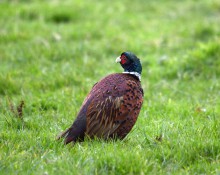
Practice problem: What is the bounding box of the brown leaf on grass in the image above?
[195,107,206,113]
[17,100,24,119]
[7,98,25,120]
[155,134,163,142]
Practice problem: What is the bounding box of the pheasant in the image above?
[57,51,144,144]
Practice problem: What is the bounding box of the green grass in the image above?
[0,0,220,174]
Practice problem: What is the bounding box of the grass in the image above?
[0,0,220,174]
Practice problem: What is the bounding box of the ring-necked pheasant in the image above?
[57,51,144,144]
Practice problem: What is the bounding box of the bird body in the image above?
[57,52,144,144]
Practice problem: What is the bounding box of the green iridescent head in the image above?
[116,51,142,75]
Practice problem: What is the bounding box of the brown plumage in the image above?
[57,52,144,144]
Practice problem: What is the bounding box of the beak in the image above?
[115,56,121,63]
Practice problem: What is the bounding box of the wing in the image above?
[86,95,124,138]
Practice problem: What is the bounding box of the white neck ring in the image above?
[122,71,141,81]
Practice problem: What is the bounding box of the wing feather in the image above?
[86,95,124,138]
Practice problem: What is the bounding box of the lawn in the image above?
[0,0,220,174]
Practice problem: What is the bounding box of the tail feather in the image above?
[57,123,86,144]
[57,115,87,144]
[57,127,78,145]
[56,128,71,141]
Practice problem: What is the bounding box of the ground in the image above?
[0,0,220,174]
